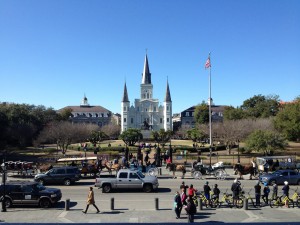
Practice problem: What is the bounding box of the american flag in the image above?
[205,54,211,69]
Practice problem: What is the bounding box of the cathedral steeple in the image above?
[164,80,172,102]
[141,54,151,84]
[122,82,129,102]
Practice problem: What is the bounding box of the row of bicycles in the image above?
[192,188,300,209]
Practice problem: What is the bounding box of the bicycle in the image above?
[232,185,244,209]
[210,191,220,208]
[290,188,300,208]
[240,188,256,208]
[269,195,294,208]
[197,191,212,208]
[219,189,233,208]
[192,193,199,207]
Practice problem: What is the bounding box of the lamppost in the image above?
[1,152,7,212]
[168,144,173,164]
[209,145,212,167]
[84,144,87,158]
[237,139,240,163]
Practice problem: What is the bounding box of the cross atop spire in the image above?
[164,80,172,102]
[122,82,129,102]
[141,53,151,84]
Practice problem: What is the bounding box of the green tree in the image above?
[223,106,246,120]
[273,98,300,141]
[152,129,173,147]
[58,108,73,121]
[241,94,280,118]
[0,110,8,150]
[0,102,61,148]
[88,130,109,146]
[245,130,287,155]
[119,128,143,146]
[194,101,209,124]
[186,128,207,146]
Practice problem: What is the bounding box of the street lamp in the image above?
[209,145,212,167]
[1,153,7,212]
[237,139,240,163]
[168,144,173,163]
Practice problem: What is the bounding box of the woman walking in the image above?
[82,187,100,213]
[174,191,183,219]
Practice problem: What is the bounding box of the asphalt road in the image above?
[1,168,299,224]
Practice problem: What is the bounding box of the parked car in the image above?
[95,169,159,193]
[34,166,81,185]
[259,169,300,185]
[0,180,62,208]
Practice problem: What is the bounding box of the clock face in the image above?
[144,102,150,107]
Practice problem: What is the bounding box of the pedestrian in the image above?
[180,181,188,195]
[82,187,100,214]
[184,196,197,223]
[181,188,187,206]
[203,181,211,204]
[231,178,241,207]
[282,181,290,207]
[174,191,183,219]
[121,156,127,168]
[187,184,197,198]
[262,182,270,204]
[144,153,149,164]
[272,183,278,200]
[254,181,261,207]
[213,184,220,201]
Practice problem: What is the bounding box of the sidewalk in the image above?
[1,202,300,224]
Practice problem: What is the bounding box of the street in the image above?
[0,168,299,224]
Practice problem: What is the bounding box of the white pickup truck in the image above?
[94,169,159,193]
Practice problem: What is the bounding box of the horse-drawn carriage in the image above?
[0,161,36,177]
[191,161,228,180]
[129,163,159,176]
[57,156,101,177]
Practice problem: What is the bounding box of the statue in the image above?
[142,120,150,130]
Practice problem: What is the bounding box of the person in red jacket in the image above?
[187,184,197,198]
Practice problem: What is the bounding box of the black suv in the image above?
[34,166,80,185]
[0,181,62,208]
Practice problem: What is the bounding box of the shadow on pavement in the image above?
[101,211,125,214]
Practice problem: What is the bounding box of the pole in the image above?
[2,153,7,212]
[208,53,212,166]
[237,140,240,163]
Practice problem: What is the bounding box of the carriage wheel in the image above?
[148,168,158,176]
[215,169,226,180]
[193,171,202,180]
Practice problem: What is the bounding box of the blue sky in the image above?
[0,0,299,114]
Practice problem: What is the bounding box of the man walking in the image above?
[231,179,241,207]
[254,181,261,207]
[82,187,100,214]
[282,181,290,207]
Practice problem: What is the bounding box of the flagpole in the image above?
[208,53,212,167]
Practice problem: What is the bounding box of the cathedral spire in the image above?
[164,79,172,102]
[122,82,129,102]
[141,54,151,84]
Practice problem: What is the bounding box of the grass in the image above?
[2,140,299,166]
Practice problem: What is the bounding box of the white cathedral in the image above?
[121,54,172,132]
